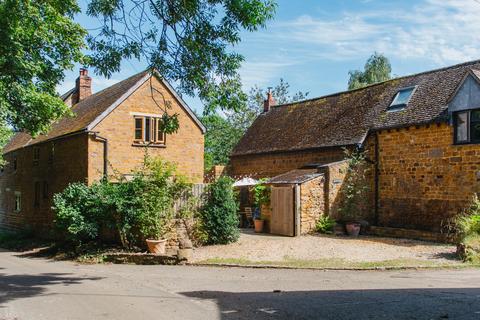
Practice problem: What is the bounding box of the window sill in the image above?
[453,141,480,146]
[132,142,166,148]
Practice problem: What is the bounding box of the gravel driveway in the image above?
[192,229,458,265]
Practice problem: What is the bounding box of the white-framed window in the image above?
[133,116,166,145]
[14,191,21,212]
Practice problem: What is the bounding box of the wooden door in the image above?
[270,186,295,236]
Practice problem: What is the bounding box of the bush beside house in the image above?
[52,156,241,256]
[200,176,239,244]
[53,157,192,250]
[456,195,480,263]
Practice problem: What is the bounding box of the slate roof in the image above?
[232,59,480,156]
[267,169,323,184]
[3,70,205,154]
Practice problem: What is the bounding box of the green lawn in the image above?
[196,256,477,270]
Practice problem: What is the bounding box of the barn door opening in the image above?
[270,186,295,236]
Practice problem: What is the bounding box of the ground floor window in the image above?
[34,182,41,207]
[14,191,21,212]
[43,181,48,199]
[454,109,480,144]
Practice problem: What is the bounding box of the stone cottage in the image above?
[0,69,205,232]
[230,60,480,236]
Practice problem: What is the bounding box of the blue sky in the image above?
[59,0,480,113]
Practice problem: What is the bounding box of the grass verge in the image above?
[195,257,477,270]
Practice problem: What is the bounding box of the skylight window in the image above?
[388,86,416,111]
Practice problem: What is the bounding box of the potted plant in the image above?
[144,215,172,254]
[252,179,270,233]
[140,188,174,255]
[339,148,370,237]
[253,208,264,233]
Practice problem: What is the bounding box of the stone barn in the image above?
[230,60,480,238]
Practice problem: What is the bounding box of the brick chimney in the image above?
[73,68,92,104]
[263,89,276,113]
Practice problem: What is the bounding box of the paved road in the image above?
[1,249,480,320]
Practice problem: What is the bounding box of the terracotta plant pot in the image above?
[254,219,264,233]
[345,222,361,237]
[146,239,167,255]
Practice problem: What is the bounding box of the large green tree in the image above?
[0,0,277,138]
[0,0,86,135]
[348,52,392,90]
[203,79,308,170]
[86,0,277,114]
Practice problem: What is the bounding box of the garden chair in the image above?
[244,207,253,228]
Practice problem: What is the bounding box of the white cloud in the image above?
[239,60,298,89]
[262,0,480,65]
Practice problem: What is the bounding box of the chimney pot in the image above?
[263,90,276,113]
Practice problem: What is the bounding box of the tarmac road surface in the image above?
[1,249,480,319]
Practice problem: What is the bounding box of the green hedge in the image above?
[200,176,239,244]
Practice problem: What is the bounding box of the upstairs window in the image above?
[388,86,416,111]
[454,109,480,144]
[48,143,55,164]
[13,156,17,171]
[133,116,166,145]
[33,147,40,165]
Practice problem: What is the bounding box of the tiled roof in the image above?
[232,60,480,156]
[3,70,150,154]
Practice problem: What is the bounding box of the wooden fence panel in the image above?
[174,183,208,214]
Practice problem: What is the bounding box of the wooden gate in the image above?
[270,186,295,236]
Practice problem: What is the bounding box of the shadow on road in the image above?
[0,273,102,307]
[181,287,480,319]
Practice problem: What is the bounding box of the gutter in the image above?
[3,129,88,156]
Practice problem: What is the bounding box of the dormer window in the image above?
[388,86,416,111]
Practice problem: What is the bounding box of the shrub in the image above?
[455,194,480,262]
[200,176,239,244]
[316,216,336,234]
[53,182,107,244]
[252,178,270,208]
[457,194,480,238]
[339,147,370,222]
[53,157,191,248]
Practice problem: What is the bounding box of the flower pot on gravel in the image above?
[146,239,167,255]
[345,222,361,237]
[254,219,264,233]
